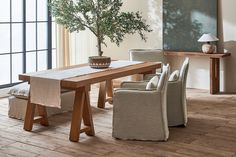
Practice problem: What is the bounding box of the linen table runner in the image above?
[30,60,142,108]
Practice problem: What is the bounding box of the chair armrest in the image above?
[113,89,162,116]
[114,89,160,101]
[120,81,148,89]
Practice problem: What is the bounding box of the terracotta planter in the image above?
[88,56,111,69]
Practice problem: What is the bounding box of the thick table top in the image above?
[164,51,231,58]
[19,61,161,89]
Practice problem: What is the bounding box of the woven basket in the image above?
[89,56,111,69]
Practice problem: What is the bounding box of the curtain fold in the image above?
[56,25,70,67]
[69,29,97,65]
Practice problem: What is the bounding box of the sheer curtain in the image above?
[56,25,97,67]
[69,29,97,65]
[56,25,70,67]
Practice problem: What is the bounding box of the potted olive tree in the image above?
[50,0,151,68]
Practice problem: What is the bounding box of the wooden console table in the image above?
[164,51,231,94]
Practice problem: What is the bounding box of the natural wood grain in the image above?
[210,58,220,94]
[97,80,113,108]
[60,62,160,89]
[82,87,95,136]
[18,63,88,82]
[37,105,49,126]
[19,61,161,142]
[0,88,236,156]
[164,51,231,94]
[19,62,161,88]
[97,82,106,109]
[69,87,85,142]
[164,51,231,58]
[23,97,36,131]
[106,80,113,98]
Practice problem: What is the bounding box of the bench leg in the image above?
[23,86,49,131]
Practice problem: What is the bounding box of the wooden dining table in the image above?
[19,61,161,142]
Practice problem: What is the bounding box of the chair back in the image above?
[157,64,170,139]
[157,64,170,93]
[179,58,190,95]
[129,49,166,73]
[129,49,165,62]
[179,57,189,124]
[179,57,190,83]
[157,64,170,110]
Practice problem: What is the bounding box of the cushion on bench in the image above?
[8,83,75,120]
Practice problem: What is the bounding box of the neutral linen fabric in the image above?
[129,49,165,74]
[129,49,165,62]
[123,58,189,126]
[168,70,179,82]
[143,58,189,126]
[112,64,170,141]
[144,70,179,82]
[166,58,189,126]
[8,82,29,98]
[30,66,106,108]
[8,82,75,119]
[121,81,148,89]
[30,77,61,108]
[8,91,75,120]
[146,76,159,90]
[157,65,169,92]
[30,61,142,108]
[8,82,70,99]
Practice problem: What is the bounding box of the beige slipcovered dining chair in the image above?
[144,57,190,126]
[166,57,189,126]
[129,49,166,72]
[129,49,166,81]
[112,64,170,141]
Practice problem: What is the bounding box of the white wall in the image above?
[104,0,236,92]
[221,0,236,93]
[168,0,236,92]
[169,56,211,90]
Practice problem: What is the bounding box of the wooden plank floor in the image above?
[0,87,236,157]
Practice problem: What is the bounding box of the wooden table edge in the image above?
[164,51,231,58]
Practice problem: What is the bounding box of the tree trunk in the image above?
[97,37,103,56]
[96,2,103,57]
